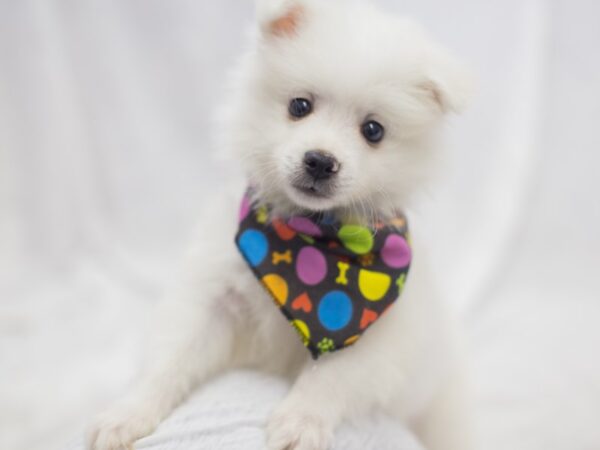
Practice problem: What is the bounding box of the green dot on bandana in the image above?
[337,225,374,255]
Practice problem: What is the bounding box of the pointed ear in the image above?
[256,0,306,37]
[419,45,473,114]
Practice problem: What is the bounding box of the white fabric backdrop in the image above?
[1,1,599,450]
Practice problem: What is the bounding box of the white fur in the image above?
[88,1,472,449]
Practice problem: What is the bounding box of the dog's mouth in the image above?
[292,183,332,198]
[285,177,341,211]
[290,180,336,200]
[285,168,340,210]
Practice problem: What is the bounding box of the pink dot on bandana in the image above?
[287,217,322,237]
[296,247,327,285]
[239,194,251,223]
[381,234,411,268]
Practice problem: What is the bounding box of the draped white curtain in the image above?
[1,1,599,450]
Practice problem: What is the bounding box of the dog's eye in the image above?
[361,120,385,144]
[289,98,312,119]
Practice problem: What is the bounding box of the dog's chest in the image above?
[226,250,298,329]
[221,254,308,368]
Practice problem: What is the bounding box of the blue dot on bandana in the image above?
[238,229,268,267]
[318,291,353,331]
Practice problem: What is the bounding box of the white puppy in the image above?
[88,1,472,449]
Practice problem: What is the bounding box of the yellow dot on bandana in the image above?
[358,269,391,301]
[262,274,288,305]
[337,225,374,255]
[291,319,310,346]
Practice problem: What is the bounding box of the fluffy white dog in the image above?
[88,1,472,449]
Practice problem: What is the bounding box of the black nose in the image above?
[303,151,339,180]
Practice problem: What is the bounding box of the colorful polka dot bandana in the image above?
[235,189,412,359]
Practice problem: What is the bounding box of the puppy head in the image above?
[224,0,471,219]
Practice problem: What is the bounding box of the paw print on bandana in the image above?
[358,252,375,267]
[317,338,335,354]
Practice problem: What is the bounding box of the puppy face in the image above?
[224,0,470,218]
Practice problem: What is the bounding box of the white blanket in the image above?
[65,371,424,450]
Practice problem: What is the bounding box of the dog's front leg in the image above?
[87,294,236,450]
[266,343,401,450]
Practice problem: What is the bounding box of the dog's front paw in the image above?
[87,404,159,450]
[266,406,334,450]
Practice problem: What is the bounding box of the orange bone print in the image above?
[272,250,293,265]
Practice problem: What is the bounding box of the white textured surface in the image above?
[65,371,424,450]
[1,1,600,450]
